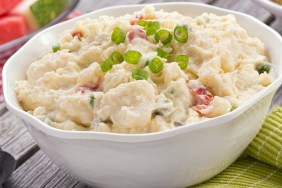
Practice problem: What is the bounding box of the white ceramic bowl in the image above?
[252,0,282,17]
[3,2,282,188]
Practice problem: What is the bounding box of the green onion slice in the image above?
[149,57,164,74]
[156,48,169,59]
[154,29,172,45]
[132,69,149,80]
[137,20,147,27]
[110,51,123,64]
[174,26,188,43]
[124,50,142,64]
[100,59,114,72]
[111,27,126,45]
[175,55,189,70]
[256,63,271,74]
[145,21,160,36]
[52,44,60,52]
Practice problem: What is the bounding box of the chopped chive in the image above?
[175,55,189,70]
[137,20,147,27]
[149,57,164,74]
[110,51,123,64]
[174,26,188,43]
[154,29,172,45]
[156,48,169,59]
[52,44,60,52]
[145,21,160,36]
[100,59,114,72]
[256,63,271,74]
[90,95,95,107]
[132,69,149,80]
[124,50,142,64]
[111,27,126,45]
[230,106,235,112]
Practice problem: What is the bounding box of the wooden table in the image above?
[1,0,282,187]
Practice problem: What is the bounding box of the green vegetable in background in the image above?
[30,0,68,27]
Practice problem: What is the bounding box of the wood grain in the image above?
[141,0,216,4]
[76,0,216,13]
[76,0,144,13]
[4,150,62,188]
[0,102,7,115]
[1,0,281,187]
[270,17,282,35]
[0,111,38,165]
[4,150,90,188]
[213,0,273,22]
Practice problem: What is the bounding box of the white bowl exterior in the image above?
[3,2,282,188]
[25,92,274,188]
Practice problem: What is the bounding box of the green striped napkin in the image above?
[194,107,282,187]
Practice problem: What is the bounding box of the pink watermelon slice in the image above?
[9,0,39,31]
[0,0,21,16]
[0,16,27,45]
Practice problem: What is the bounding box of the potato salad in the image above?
[15,6,273,133]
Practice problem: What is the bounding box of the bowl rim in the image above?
[0,0,80,53]
[3,2,282,142]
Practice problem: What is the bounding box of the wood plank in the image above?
[77,0,215,12]
[0,102,7,115]
[73,182,92,188]
[76,0,145,13]
[3,150,87,188]
[213,0,273,23]
[0,111,38,165]
[201,0,217,4]
[4,150,62,188]
[42,171,80,188]
[76,0,216,13]
[141,0,216,4]
[42,170,97,188]
[271,85,282,110]
[270,18,282,35]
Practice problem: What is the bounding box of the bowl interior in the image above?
[3,2,282,139]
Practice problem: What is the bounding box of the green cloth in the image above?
[194,107,282,187]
